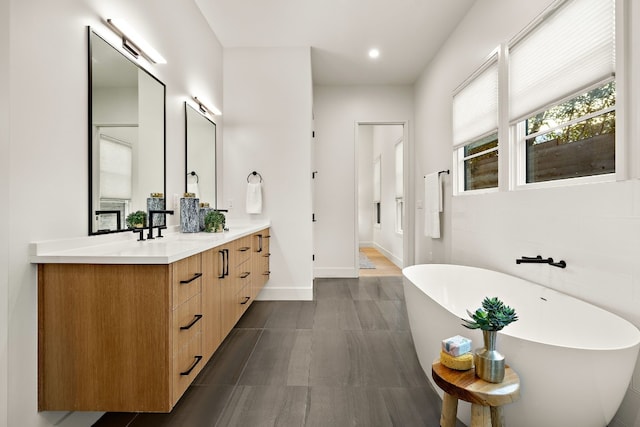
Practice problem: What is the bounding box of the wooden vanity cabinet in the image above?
[37,228,271,413]
[38,253,204,412]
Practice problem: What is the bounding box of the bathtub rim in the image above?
[403,263,640,352]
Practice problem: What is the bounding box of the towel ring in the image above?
[247,171,263,183]
[188,171,199,183]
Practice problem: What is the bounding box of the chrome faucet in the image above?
[148,210,175,239]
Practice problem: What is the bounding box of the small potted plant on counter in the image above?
[462,296,518,383]
[204,210,226,233]
[126,210,147,229]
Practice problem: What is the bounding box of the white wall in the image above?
[0,1,9,425]
[413,1,640,426]
[313,85,413,277]
[5,0,222,425]
[223,47,314,301]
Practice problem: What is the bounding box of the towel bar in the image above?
[247,171,263,182]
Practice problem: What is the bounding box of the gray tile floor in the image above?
[94,277,461,427]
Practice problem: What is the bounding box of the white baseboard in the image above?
[255,286,313,301]
[373,243,403,268]
[313,267,358,278]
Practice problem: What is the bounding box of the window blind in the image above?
[100,135,133,200]
[509,0,615,123]
[452,58,498,147]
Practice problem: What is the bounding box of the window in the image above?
[99,134,132,200]
[453,57,499,193]
[510,0,616,185]
[452,0,617,192]
[461,133,499,190]
[395,140,404,233]
[520,81,615,183]
[395,199,404,233]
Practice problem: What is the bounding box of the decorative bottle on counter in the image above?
[147,193,165,227]
[180,193,200,233]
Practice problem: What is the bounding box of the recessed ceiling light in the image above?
[368,48,380,59]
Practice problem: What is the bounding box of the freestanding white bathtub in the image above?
[403,264,640,427]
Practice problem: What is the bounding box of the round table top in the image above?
[431,361,521,407]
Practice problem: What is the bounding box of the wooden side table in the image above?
[431,361,520,427]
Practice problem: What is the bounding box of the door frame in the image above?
[354,120,414,275]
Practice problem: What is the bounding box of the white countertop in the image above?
[29,220,271,265]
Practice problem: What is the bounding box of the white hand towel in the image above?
[246,182,262,214]
[424,172,442,238]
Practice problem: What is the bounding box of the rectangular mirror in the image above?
[88,28,166,235]
[185,102,217,207]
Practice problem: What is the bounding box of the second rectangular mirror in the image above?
[185,102,217,207]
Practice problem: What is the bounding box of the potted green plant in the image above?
[204,210,225,233]
[126,210,147,229]
[462,297,518,383]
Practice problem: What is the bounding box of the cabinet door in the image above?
[201,248,223,361]
[38,264,173,412]
[218,244,237,337]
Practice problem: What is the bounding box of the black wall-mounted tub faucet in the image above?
[516,255,566,269]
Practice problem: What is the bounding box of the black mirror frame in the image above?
[87,27,166,235]
[184,102,217,208]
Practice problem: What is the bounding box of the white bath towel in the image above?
[424,172,442,239]
[246,182,262,214]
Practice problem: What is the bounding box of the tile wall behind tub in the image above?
[450,179,640,324]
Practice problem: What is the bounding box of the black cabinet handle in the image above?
[257,234,263,253]
[238,246,251,252]
[263,271,271,276]
[180,273,202,284]
[180,314,203,330]
[240,272,250,279]
[264,253,271,258]
[180,355,203,376]
[240,296,251,305]
[218,250,226,279]
[224,249,229,276]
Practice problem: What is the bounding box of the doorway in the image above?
[356,122,410,277]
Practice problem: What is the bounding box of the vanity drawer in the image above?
[172,332,203,405]
[235,260,252,290]
[173,294,202,353]
[235,286,252,319]
[234,237,252,266]
[172,254,202,308]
